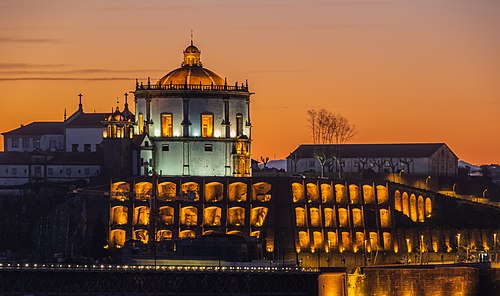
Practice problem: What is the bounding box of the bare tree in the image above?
[399,158,413,173]
[358,158,369,173]
[388,159,399,173]
[306,109,358,144]
[314,153,328,178]
[373,158,385,173]
[260,156,269,171]
[289,152,300,173]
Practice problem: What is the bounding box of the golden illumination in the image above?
[110,206,128,225]
[252,182,271,202]
[376,185,388,204]
[179,230,195,238]
[362,185,375,204]
[321,183,333,203]
[352,208,363,227]
[310,207,322,227]
[292,182,305,203]
[383,232,392,250]
[201,114,213,137]
[228,182,247,202]
[181,182,199,200]
[394,190,402,211]
[157,229,172,241]
[402,192,410,217]
[133,229,149,244]
[306,183,319,202]
[157,182,176,200]
[341,232,350,251]
[180,206,198,226]
[418,195,425,222]
[295,207,307,227]
[298,231,310,250]
[159,206,174,225]
[338,208,348,228]
[410,194,417,222]
[161,113,173,137]
[138,113,144,134]
[313,231,323,249]
[110,229,125,248]
[425,197,432,218]
[349,184,360,204]
[111,181,130,201]
[228,207,245,226]
[324,208,334,227]
[135,182,152,201]
[205,182,223,202]
[203,206,222,226]
[133,206,150,226]
[379,209,391,228]
[250,206,268,227]
[335,184,347,204]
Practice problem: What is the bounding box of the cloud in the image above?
[0,77,139,81]
[0,36,61,43]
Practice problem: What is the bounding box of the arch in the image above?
[324,208,334,227]
[133,206,150,226]
[410,194,417,222]
[180,206,198,226]
[227,230,245,237]
[111,181,130,201]
[298,231,310,250]
[250,206,268,227]
[354,232,365,252]
[250,230,261,238]
[338,208,348,228]
[313,231,323,250]
[369,232,379,251]
[417,195,425,222]
[110,229,125,248]
[110,205,128,225]
[159,206,174,225]
[425,197,432,218]
[394,190,402,211]
[327,231,338,250]
[352,208,363,227]
[227,207,245,226]
[135,182,152,200]
[203,206,222,226]
[335,184,347,204]
[402,192,410,217]
[228,182,247,202]
[362,185,375,204]
[376,185,388,204]
[306,183,319,202]
[341,232,350,251]
[133,229,148,244]
[295,207,307,227]
[252,182,272,202]
[310,207,322,227]
[157,182,176,200]
[156,230,172,241]
[383,232,392,251]
[379,209,391,228]
[181,182,199,201]
[179,230,195,238]
[292,182,305,203]
[321,183,333,203]
[205,182,223,202]
[349,184,360,204]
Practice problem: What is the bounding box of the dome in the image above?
[157,42,225,86]
[108,107,125,122]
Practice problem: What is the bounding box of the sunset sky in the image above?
[1,0,499,165]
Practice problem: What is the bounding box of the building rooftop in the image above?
[66,112,110,128]
[2,122,63,136]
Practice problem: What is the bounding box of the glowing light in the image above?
[154,129,160,137]
[193,132,199,137]
[230,131,236,137]
[214,130,221,137]
[173,130,180,137]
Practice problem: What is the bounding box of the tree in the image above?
[306,109,358,144]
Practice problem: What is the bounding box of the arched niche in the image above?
[110,229,125,248]
[228,182,247,202]
[227,207,245,226]
[383,232,392,251]
[227,230,244,237]
[110,205,128,225]
[321,183,333,203]
[425,197,432,218]
[252,182,272,202]
[205,182,224,202]
[417,195,425,222]
[394,190,402,211]
[380,209,391,228]
[250,207,268,227]
[354,232,365,252]
[292,182,305,203]
[369,232,379,251]
[133,206,150,226]
[250,230,261,238]
[180,206,198,226]
[203,206,222,226]
[313,231,323,250]
[181,182,199,201]
[410,194,417,222]
[341,232,350,252]
[157,230,172,241]
[335,184,347,204]
[158,182,176,201]
[306,183,319,202]
[133,229,149,244]
[159,206,174,225]
[338,208,348,228]
[298,231,310,250]
[111,181,130,201]
[179,230,195,239]
[363,185,375,204]
[327,231,338,250]
[295,207,307,227]
[135,182,152,201]
[324,208,334,227]
[352,208,363,227]
[310,207,322,227]
[402,192,410,217]
[376,185,388,204]
[349,184,360,204]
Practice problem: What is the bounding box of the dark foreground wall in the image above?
[0,268,318,296]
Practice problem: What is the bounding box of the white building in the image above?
[287,143,458,177]
[128,42,252,177]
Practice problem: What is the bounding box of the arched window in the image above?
[292,182,304,203]
[110,206,128,225]
[135,182,152,201]
[227,207,245,226]
[229,182,247,202]
[236,113,243,136]
[349,184,360,204]
[310,207,322,227]
[335,184,347,204]
[394,190,402,211]
[133,206,150,226]
[380,209,391,228]
[321,183,333,203]
[111,181,130,201]
[363,185,375,204]
[205,182,223,202]
[295,207,307,227]
[425,197,432,218]
[306,183,319,202]
[338,208,348,228]
[352,208,363,227]
[180,206,198,226]
[250,207,268,227]
[110,229,126,248]
[201,113,213,137]
[376,185,388,204]
[159,206,174,225]
[418,195,425,222]
[252,182,271,202]
[158,182,176,200]
[402,192,409,217]
[410,194,417,222]
[203,206,222,226]
[161,113,173,137]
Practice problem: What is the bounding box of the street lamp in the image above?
[425,176,431,190]
[483,189,488,198]
[399,170,404,183]
[494,233,497,250]
[406,238,410,265]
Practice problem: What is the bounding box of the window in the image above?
[12,138,19,148]
[204,144,213,152]
[144,141,149,147]
[236,113,243,136]
[12,168,17,175]
[72,144,79,152]
[34,166,41,177]
[308,160,315,168]
[201,114,213,137]
[48,168,53,175]
[138,113,144,134]
[161,113,173,137]
[84,168,90,175]
[162,144,169,151]
[49,141,56,149]
[22,138,29,148]
[84,144,91,152]
[66,168,71,175]
[35,139,40,148]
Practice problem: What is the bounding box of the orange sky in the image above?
[1,0,499,165]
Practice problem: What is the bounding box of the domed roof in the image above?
[107,107,125,122]
[158,42,225,86]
